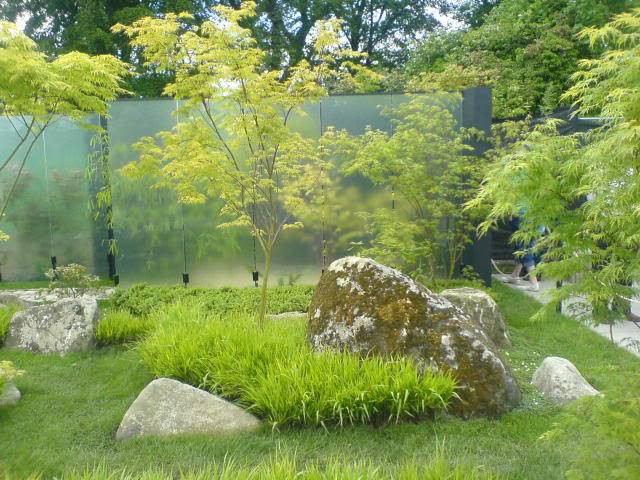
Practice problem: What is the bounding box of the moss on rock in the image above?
[307,257,521,418]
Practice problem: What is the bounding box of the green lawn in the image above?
[0,279,114,290]
[0,281,51,290]
[0,283,638,479]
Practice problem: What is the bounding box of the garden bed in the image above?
[0,283,638,479]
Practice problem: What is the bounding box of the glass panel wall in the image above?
[0,93,464,285]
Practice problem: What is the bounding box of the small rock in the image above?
[532,356,599,405]
[0,381,20,406]
[440,287,511,348]
[4,298,99,354]
[116,378,261,440]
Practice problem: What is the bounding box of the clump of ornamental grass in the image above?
[139,302,457,429]
[0,304,20,345]
[96,310,155,345]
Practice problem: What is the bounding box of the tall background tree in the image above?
[453,0,501,27]
[409,0,634,118]
[1,0,448,96]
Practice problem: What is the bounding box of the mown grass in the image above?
[0,283,638,479]
[0,279,113,290]
[0,281,51,290]
[16,453,496,480]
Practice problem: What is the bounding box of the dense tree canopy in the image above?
[452,0,501,27]
[1,0,447,96]
[409,0,635,118]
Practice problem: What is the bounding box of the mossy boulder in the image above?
[307,257,520,418]
[440,287,511,348]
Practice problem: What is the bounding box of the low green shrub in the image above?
[96,310,155,345]
[110,284,315,317]
[139,303,457,429]
[0,304,20,345]
[45,263,102,297]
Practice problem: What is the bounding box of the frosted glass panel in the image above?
[0,117,96,280]
[0,93,465,284]
[109,99,184,285]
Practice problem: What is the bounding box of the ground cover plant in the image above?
[137,303,456,428]
[1,284,638,479]
[110,284,314,318]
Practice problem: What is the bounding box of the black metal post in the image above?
[460,86,493,287]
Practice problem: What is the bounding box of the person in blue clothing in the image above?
[500,214,542,292]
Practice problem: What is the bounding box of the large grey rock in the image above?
[532,356,599,405]
[116,378,261,440]
[307,256,520,418]
[4,298,99,354]
[440,287,511,348]
[0,381,20,406]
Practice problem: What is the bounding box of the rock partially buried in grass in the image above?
[532,356,599,405]
[0,381,20,406]
[440,287,511,348]
[116,378,261,440]
[5,298,99,354]
[307,256,520,418]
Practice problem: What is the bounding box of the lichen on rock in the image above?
[5,298,99,355]
[307,256,520,418]
[440,287,511,348]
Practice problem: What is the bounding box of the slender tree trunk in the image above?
[257,244,273,329]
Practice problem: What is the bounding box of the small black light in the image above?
[183,272,190,286]
[252,271,259,287]
[113,274,120,287]
[51,256,57,270]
